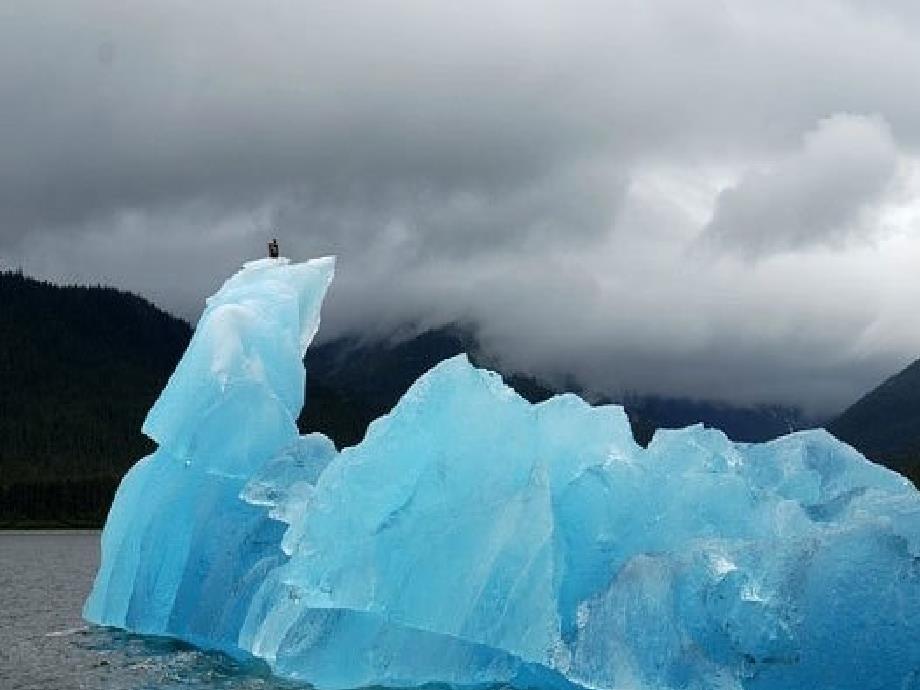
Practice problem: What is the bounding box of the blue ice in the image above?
[85,257,920,690]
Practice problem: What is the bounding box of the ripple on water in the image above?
[0,532,302,690]
[75,625,303,690]
[1,531,492,690]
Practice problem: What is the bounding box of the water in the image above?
[0,531,302,690]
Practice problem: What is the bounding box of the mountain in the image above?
[624,396,805,445]
[828,357,920,484]
[0,270,192,526]
[298,326,481,447]
[298,325,571,448]
[1,272,809,526]
[299,325,807,449]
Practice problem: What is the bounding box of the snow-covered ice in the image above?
[85,257,920,690]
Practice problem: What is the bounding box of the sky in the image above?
[3,0,920,417]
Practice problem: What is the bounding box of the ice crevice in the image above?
[85,257,920,690]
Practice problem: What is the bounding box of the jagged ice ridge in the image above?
[85,257,920,690]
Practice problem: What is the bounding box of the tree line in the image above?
[0,270,191,527]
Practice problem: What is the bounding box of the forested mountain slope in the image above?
[1,271,826,525]
[0,270,192,525]
[828,357,920,485]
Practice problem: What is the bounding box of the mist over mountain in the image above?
[300,325,811,449]
[1,273,913,525]
[5,3,920,420]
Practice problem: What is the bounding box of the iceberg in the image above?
[86,256,920,690]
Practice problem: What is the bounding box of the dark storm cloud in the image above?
[3,0,920,415]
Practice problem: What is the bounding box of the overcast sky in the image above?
[3,0,920,416]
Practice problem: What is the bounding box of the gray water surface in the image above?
[0,531,299,690]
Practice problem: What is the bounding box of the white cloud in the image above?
[3,1,920,415]
[701,114,900,257]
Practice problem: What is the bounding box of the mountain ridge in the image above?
[2,270,913,524]
[0,269,193,525]
[299,324,811,448]
[828,356,920,483]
